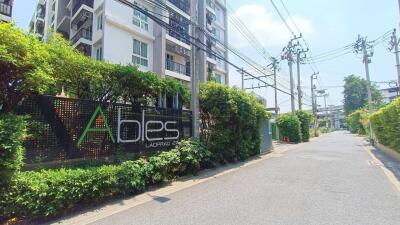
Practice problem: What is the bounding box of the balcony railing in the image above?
[166,60,190,76]
[0,2,12,17]
[71,28,92,44]
[72,0,93,16]
[167,0,190,14]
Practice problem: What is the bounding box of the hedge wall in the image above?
[276,113,302,143]
[0,114,27,189]
[296,110,312,142]
[0,139,210,221]
[199,82,270,162]
[346,109,369,135]
[369,98,400,152]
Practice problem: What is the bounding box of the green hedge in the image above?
[0,22,189,114]
[296,110,312,142]
[276,113,302,143]
[0,139,210,221]
[346,109,369,135]
[199,82,270,163]
[0,114,27,189]
[370,98,400,152]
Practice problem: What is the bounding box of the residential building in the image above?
[198,0,229,84]
[29,0,229,88]
[0,0,13,22]
[380,87,399,103]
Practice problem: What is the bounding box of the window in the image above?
[96,47,103,61]
[215,27,224,42]
[215,74,222,83]
[133,6,149,31]
[97,14,103,30]
[216,5,225,25]
[132,39,148,67]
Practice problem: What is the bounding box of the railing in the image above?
[0,2,12,17]
[167,0,190,14]
[71,28,92,44]
[72,0,93,16]
[166,60,190,76]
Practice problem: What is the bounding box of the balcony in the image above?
[167,0,190,15]
[166,60,190,76]
[71,28,92,45]
[168,10,190,45]
[72,0,93,16]
[0,1,12,17]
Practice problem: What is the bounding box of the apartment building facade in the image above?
[29,0,229,86]
[0,0,13,22]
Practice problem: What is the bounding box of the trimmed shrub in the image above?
[0,114,27,188]
[0,139,210,221]
[370,98,400,152]
[199,82,270,163]
[346,109,369,135]
[296,110,312,142]
[276,113,302,143]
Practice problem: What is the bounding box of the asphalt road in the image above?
[91,131,400,225]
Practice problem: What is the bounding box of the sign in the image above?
[17,96,192,164]
[78,106,183,149]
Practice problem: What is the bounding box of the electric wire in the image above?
[120,0,294,96]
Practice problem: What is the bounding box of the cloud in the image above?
[229,4,314,49]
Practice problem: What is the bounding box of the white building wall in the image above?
[102,0,155,71]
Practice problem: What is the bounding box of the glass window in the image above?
[132,39,148,67]
[97,14,103,30]
[215,27,224,42]
[216,5,225,25]
[133,6,149,31]
[96,47,103,61]
[215,74,222,83]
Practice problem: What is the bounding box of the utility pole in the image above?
[323,93,328,128]
[354,35,374,142]
[270,57,280,140]
[241,68,245,90]
[389,29,400,91]
[190,0,199,138]
[311,72,318,137]
[281,35,301,114]
[296,47,309,110]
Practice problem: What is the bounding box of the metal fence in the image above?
[15,95,192,164]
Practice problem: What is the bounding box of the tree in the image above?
[343,75,383,115]
[0,22,54,114]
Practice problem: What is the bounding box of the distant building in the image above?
[317,105,345,130]
[0,0,13,22]
[380,87,399,103]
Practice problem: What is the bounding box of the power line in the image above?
[270,0,295,36]
[131,0,293,96]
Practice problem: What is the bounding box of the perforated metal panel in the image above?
[15,95,192,164]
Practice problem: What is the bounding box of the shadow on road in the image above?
[370,147,400,181]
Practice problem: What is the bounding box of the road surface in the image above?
[90,131,400,225]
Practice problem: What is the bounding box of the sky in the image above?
[12,0,400,113]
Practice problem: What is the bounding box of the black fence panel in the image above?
[15,95,192,164]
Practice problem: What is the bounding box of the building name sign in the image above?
[78,106,181,149]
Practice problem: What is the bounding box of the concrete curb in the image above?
[374,142,400,162]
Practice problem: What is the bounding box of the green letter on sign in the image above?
[77,105,115,146]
